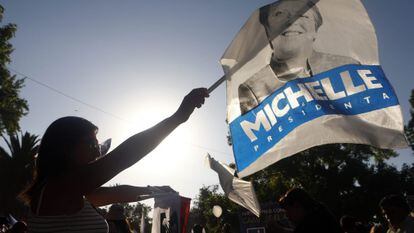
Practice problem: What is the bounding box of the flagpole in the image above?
[208,75,226,94]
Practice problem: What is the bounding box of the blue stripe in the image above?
[230,64,399,173]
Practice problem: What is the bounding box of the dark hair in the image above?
[279,188,318,211]
[379,194,411,214]
[20,116,98,204]
[259,0,323,33]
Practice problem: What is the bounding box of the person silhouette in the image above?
[21,88,208,232]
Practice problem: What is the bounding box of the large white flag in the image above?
[222,0,408,177]
[206,154,261,217]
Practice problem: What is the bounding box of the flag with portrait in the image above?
[151,194,191,233]
[222,0,408,177]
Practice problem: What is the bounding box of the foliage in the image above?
[250,144,414,224]
[0,132,39,216]
[189,185,240,233]
[191,144,414,231]
[405,89,414,150]
[0,4,28,136]
[120,202,152,233]
[249,144,414,223]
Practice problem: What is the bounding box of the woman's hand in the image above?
[174,88,209,123]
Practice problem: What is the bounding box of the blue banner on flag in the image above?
[230,64,399,173]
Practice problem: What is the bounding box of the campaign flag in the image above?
[179,197,191,233]
[221,0,408,177]
[206,154,261,217]
[151,194,191,233]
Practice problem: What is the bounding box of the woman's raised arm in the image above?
[62,88,208,195]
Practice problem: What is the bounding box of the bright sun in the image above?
[119,99,197,162]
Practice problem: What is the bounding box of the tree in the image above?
[405,89,414,150]
[123,202,152,233]
[0,4,28,136]
[108,202,152,233]
[0,132,39,216]
[249,144,414,223]
[191,144,414,231]
[189,185,240,233]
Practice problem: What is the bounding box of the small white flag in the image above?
[206,153,261,217]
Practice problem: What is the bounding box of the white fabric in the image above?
[237,107,407,177]
[221,0,408,178]
[206,154,261,217]
[222,0,379,122]
[151,194,181,233]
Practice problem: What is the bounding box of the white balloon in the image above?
[212,205,222,218]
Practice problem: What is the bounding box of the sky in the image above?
[1,0,414,206]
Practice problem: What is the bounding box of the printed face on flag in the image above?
[239,0,362,114]
[221,0,407,178]
[264,0,318,63]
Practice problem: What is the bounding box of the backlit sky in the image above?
[1,0,413,204]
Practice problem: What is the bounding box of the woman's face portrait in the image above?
[266,1,318,61]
